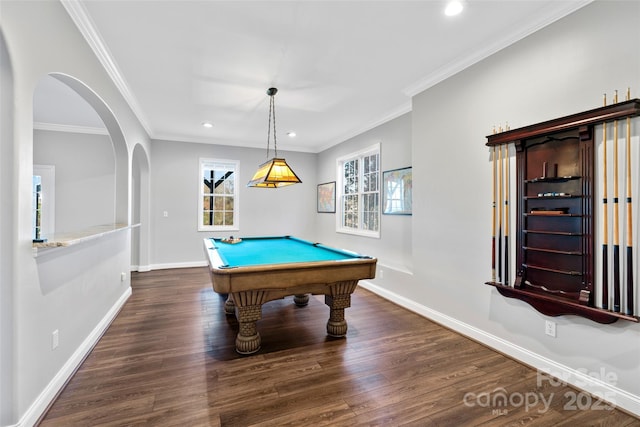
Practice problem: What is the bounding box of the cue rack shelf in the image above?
[486,98,640,324]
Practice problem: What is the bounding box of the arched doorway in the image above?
[132,143,150,271]
[39,73,129,227]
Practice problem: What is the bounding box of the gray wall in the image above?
[0,1,151,425]
[149,139,317,268]
[411,0,639,410]
[33,129,115,233]
[316,0,640,416]
[316,112,412,273]
[0,26,16,427]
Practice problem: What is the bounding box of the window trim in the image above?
[198,158,240,232]
[335,143,381,238]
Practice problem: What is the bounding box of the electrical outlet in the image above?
[379,268,384,279]
[52,329,59,350]
[163,211,168,217]
[121,272,126,282]
[545,320,556,338]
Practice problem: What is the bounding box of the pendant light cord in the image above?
[266,89,278,159]
[272,95,278,158]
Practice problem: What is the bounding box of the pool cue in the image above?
[492,145,497,283]
[613,90,621,312]
[602,93,609,309]
[504,144,510,286]
[625,87,635,315]
[498,142,503,284]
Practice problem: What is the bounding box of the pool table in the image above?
[203,236,377,354]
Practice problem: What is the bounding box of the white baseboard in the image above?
[16,287,132,427]
[131,264,151,272]
[358,280,640,418]
[149,260,207,271]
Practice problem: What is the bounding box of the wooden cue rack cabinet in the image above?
[486,98,640,324]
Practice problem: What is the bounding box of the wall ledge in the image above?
[33,223,139,258]
[377,262,413,276]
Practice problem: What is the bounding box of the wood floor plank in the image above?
[249,401,355,427]
[39,267,640,426]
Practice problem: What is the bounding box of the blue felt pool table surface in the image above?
[209,235,365,268]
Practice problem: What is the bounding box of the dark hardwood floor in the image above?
[40,267,640,426]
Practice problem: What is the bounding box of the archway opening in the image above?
[132,143,150,271]
[32,73,129,239]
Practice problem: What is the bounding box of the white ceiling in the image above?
[36,0,591,153]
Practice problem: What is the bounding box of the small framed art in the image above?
[317,181,336,213]
[382,167,412,215]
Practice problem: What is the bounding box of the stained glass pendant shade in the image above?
[247,88,302,188]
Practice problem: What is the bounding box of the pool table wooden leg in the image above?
[293,294,309,306]
[325,294,351,337]
[224,295,236,315]
[235,304,262,354]
[325,280,358,337]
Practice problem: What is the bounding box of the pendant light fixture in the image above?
[247,87,302,188]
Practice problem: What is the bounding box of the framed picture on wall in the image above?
[317,181,336,213]
[382,167,412,215]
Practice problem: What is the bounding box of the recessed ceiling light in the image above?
[202,121,213,128]
[287,131,296,138]
[444,1,463,16]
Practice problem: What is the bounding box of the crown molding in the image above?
[403,0,593,97]
[34,122,109,135]
[315,101,412,153]
[60,0,154,137]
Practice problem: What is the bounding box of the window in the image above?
[33,175,42,239]
[336,144,380,237]
[198,159,239,231]
[33,165,55,240]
